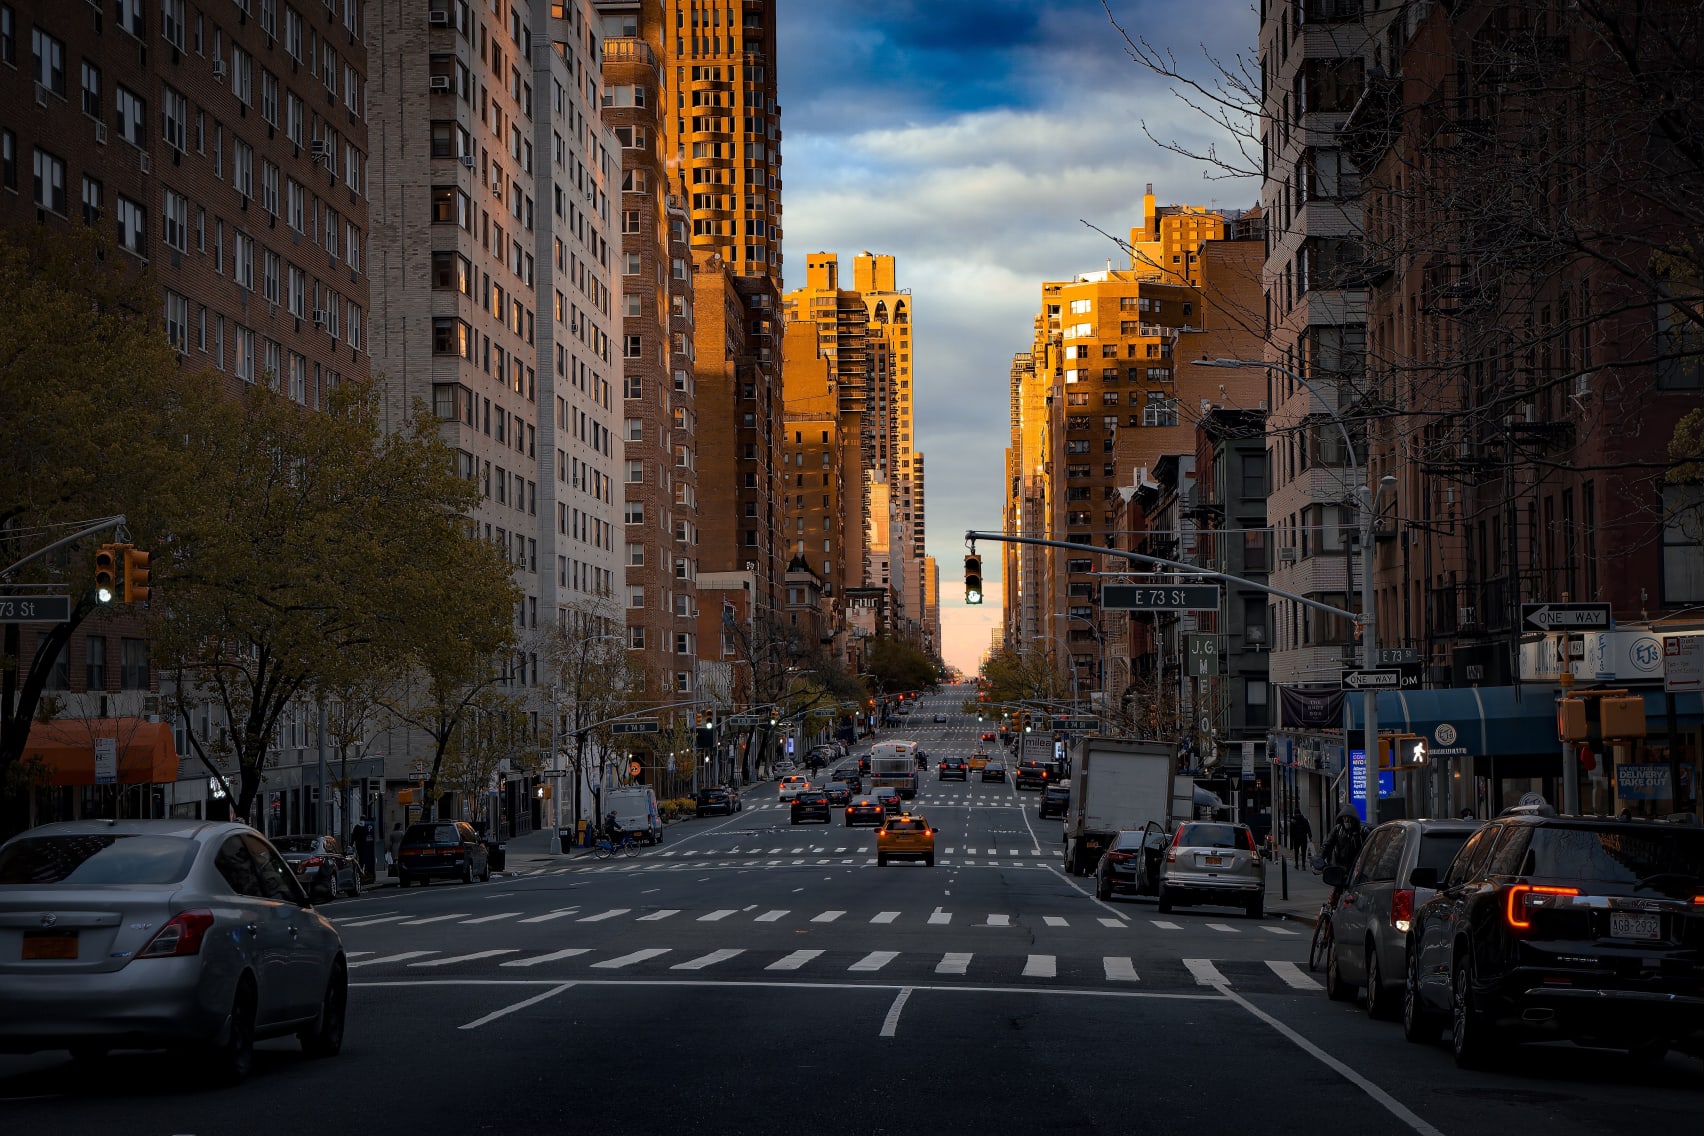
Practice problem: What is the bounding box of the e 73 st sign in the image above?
[0,596,72,623]
[1101,584,1221,611]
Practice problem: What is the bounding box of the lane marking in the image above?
[1206,923,1241,934]
[412,949,518,968]
[928,909,952,925]
[579,908,632,922]
[755,909,788,922]
[936,952,972,975]
[502,948,591,968]
[592,948,671,969]
[1262,926,1300,936]
[400,913,470,926]
[984,914,1010,927]
[870,911,899,924]
[518,908,581,924]
[348,950,436,968]
[811,910,845,923]
[878,987,914,1038]
[338,915,410,928]
[765,949,823,971]
[1098,918,1125,929]
[849,950,899,972]
[1042,916,1068,927]
[1022,954,1057,978]
[1152,920,1182,930]
[636,909,680,921]
[458,983,575,1030]
[460,912,522,924]
[1183,958,1227,986]
[1266,960,1322,990]
[1104,957,1139,982]
[672,949,745,970]
[698,909,737,922]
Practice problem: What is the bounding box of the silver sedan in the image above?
[0,818,348,1083]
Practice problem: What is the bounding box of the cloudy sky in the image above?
[777,0,1262,674]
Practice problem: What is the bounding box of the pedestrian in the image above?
[385,821,403,878]
[352,816,376,882]
[1289,809,1313,870]
[1458,807,1476,820]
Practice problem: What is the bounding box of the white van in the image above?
[603,785,663,845]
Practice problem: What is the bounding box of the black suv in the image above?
[938,756,968,781]
[1038,781,1070,819]
[1014,760,1054,791]
[1403,811,1704,1068]
[790,790,832,825]
[695,787,738,817]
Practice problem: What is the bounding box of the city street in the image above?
[1,696,1697,1134]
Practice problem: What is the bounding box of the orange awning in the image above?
[22,717,180,787]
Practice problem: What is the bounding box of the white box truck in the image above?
[1062,737,1180,876]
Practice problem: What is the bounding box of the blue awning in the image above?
[1345,686,1704,759]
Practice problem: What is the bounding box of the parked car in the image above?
[1155,821,1266,918]
[1321,818,1481,1017]
[0,819,347,1082]
[876,815,937,867]
[980,760,1007,783]
[1095,828,1167,901]
[272,834,363,900]
[777,776,811,802]
[396,821,491,887]
[938,756,968,781]
[1402,810,1704,1068]
[844,796,885,827]
[791,790,832,825]
[695,786,740,817]
[1038,781,1071,819]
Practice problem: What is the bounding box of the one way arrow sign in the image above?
[1521,603,1611,632]
[1341,669,1402,691]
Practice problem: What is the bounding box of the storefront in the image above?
[18,717,180,827]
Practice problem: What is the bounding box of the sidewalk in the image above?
[1264,855,1333,924]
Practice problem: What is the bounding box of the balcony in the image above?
[601,37,656,67]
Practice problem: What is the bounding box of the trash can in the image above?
[555,827,575,855]
[486,840,507,872]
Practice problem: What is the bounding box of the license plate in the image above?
[1610,912,1661,941]
[1205,855,1225,867]
[22,931,78,960]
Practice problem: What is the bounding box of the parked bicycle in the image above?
[593,832,641,860]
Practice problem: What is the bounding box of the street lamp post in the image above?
[1192,358,1393,819]
[1056,611,1106,722]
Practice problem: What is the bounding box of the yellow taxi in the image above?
[967,750,990,771]
[876,813,936,867]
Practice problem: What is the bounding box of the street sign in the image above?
[726,714,766,727]
[1376,647,1419,666]
[1051,717,1099,731]
[93,738,117,786]
[1522,602,1611,632]
[1341,669,1403,691]
[0,595,71,623]
[1187,634,1222,676]
[1665,634,1703,693]
[610,719,660,735]
[1103,584,1221,611]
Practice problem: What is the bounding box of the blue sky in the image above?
[778,0,1261,672]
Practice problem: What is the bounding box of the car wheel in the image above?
[1450,955,1495,1070]
[461,860,473,885]
[1325,940,1355,1002]
[481,861,492,883]
[1364,946,1394,1020]
[298,961,347,1058]
[397,872,411,889]
[208,979,257,1086]
[1156,885,1173,914]
[877,854,888,866]
[1245,893,1264,920]
[323,875,341,901]
[1095,875,1112,902]
[1402,947,1440,1043]
[925,855,935,867]
[348,870,362,897]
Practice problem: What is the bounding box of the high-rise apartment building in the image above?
[0,0,371,829]
[368,0,622,773]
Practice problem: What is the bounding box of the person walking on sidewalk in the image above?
[1289,809,1313,870]
[385,821,403,878]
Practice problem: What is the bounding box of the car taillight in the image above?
[1108,851,1134,862]
[445,844,466,856]
[1242,829,1258,852]
[302,856,324,869]
[138,910,216,958]
[1505,884,1579,931]
[1166,828,1183,863]
[1390,888,1414,933]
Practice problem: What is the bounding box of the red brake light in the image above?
[1391,888,1414,930]
[1108,850,1134,862]
[138,910,216,958]
[1505,884,1579,930]
[302,856,323,868]
[1243,828,1258,852]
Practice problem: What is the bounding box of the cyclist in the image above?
[1321,808,1364,894]
[603,811,625,847]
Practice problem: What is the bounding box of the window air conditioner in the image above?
[429,75,452,93]
[459,153,475,168]
[94,122,107,144]
[34,82,47,106]
[1278,547,1297,563]
[138,152,151,174]
[428,10,450,25]
[311,140,332,161]
[311,308,328,326]
[212,59,227,80]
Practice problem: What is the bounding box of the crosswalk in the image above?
[344,944,1320,992]
[515,855,1061,875]
[633,845,1054,858]
[337,906,1299,934]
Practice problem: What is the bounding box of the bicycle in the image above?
[1308,894,1334,972]
[593,832,641,860]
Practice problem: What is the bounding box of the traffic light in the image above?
[123,547,151,604]
[964,554,983,605]
[1379,733,1428,770]
[93,544,118,603]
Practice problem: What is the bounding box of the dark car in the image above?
[273,834,362,900]
[695,786,739,817]
[1095,828,1167,902]
[823,782,851,807]
[829,766,863,794]
[1402,812,1704,1068]
[845,796,885,827]
[980,761,1007,783]
[791,790,832,825]
[938,756,968,781]
[396,821,490,887]
[1322,818,1481,1018]
[1014,760,1055,790]
[1038,781,1070,818]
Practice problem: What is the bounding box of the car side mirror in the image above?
[1321,864,1348,889]
[1408,866,1439,890]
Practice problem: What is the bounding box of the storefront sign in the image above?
[1616,763,1672,801]
[1279,687,1345,730]
[1429,721,1469,758]
[1665,635,1704,693]
[93,738,117,786]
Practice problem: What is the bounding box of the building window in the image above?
[431,316,470,357]
[120,637,150,691]
[84,636,106,691]
[163,291,189,353]
[116,196,146,255]
[31,29,65,96]
[115,85,146,148]
[80,176,102,225]
[32,148,65,214]
[80,60,100,117]
[0,131,14,191]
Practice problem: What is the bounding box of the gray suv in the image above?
[1322,818,1481,1017]
[1156,821,1267,918]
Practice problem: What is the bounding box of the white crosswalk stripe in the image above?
[1042,916,1068,927]
[1098,918,1126,928]
[1152,920,1182,930]
[348,950,436,968]
[1103,956,1139,982]
[984,914,1011,927]
[636,909,679,921]
[811,910,845,923]
[672,949,745,971]
[517,908,581,924]
[1022,954,1056,978]
[592,948,671,969]
[411,949,518,968]
[1262,926,1300,936]
[339,915,411,928]
[400,913,469,926]
[936,952,972,975]
[1206,923,1241,934]
[502,948,591,968]
[1183,958,1228,985]
[870,911,899,924]
[346,951,375,959]
[1266,960,1321,989]
[579,908,631,922]
[460,912,522,924]
[697,909,737,922]
[765,949,823,971]
[928,909,952,925]
[848,950,899,972]
[755,909,788,922]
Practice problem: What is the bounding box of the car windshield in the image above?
[0,833,200,885]
[1417,832,1473,874]
[1110,831,1146,850]
[272,836,321,854]
[1178,823,1244,849]
[407,824,462,845]
[1525,825,1704,889]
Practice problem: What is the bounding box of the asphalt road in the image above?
[2,689,1698,1134]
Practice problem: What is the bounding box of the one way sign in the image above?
[1341,669,1402,691]
[1522,603,1611,632]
